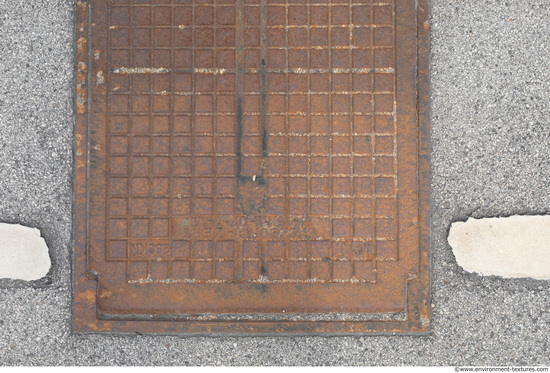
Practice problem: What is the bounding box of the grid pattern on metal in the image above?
[104,0,397,284]
[74,0,430,333]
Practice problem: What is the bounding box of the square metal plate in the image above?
[74,0,429,334]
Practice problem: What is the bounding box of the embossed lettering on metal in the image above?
[74,0,430,334]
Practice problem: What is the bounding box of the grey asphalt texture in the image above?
[1,0,550,366]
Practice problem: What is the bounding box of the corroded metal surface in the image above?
[74,0,430,334]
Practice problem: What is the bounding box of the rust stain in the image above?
[76,289,96,304]
[74,0,430,334]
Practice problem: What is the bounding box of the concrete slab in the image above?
[0,223,51,281]
[449,215,550,280]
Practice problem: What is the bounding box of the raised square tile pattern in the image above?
[74,0,429,333]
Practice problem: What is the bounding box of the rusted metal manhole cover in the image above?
[74,0,429,334]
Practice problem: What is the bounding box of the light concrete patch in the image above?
[0,223,51,281]
[449,215,550,280]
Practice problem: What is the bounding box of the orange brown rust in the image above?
[74,0,430,334]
